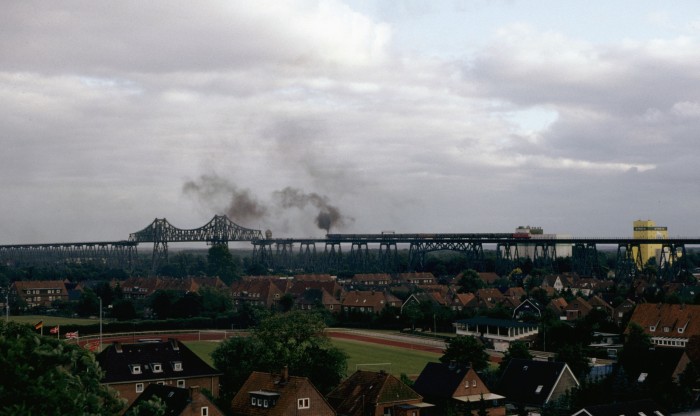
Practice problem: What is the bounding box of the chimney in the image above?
[281,365,289,383]
[189,386,200,402]
[114,342,122,353]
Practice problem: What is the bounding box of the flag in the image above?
[50,325,59,334]
[65,331,79,339]
[34,321,43,330]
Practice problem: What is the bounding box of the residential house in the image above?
[398,273,436,286]
[503,287,526,303]
[326,370,431,416]
[453,317,539,352]
[475,288,504,309]
[512,299,542,320]
[120,276,226,301]
[295,288,341,313]
[342,291,400,314]
[230,369,335,416]
[11,280,68,310]
[546,298,568,320]
[294,274,336,282]
[541,275,572,293]
[412,362,505,416]
[450,293,477,313]
[612,299,635,326]
[496,359,579,414]
[96,339,221,408]
[587,295,614,319]
[571,399,667,416]
[229,279,286,311]
[127,385,224,416]
[401,292,442,315]
[289,280,345,304]
[627,303,700,348]
[478,272,501,286]
[352,273,393,288]
[565,297,593,321]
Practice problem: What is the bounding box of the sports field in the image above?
[183,336,441,378]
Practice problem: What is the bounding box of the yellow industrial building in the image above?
[633,219,668,265]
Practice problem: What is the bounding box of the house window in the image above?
[172,362,183,371]
[383,407,393,415]
[251,397,256,406]
[136,383,144,393]
[663,327,670,333]
[157,381,165,386]
[177,380,185,388]
[472,380,477,387]
[264,399,269,408]
[201,407,208,416]
[298,398,310,409]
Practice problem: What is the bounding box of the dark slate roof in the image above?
[631,347,685,384]
[456,316,538,328]
[413,362,470,398]
[127,384,190,415]
[573,399,666,416]
[96,339,220,383]
[496,359,575,407]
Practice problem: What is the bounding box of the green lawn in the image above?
[331,338,440,378]
[183,341,219,367]
[6,314,105,327]
[183,337,441,379]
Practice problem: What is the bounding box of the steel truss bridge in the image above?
[1,216,699,280]
[253,234,700,280]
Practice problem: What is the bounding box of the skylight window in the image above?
[535,385,543,394]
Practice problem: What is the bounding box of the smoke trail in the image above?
[184,176,351,233]
[272,186,348,233]
[183,175,268,224]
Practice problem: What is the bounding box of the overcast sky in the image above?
[3,1,700,244]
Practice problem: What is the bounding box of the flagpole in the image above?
[99,297,102,352]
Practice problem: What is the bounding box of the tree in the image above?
[440,335,489,371]
[76,287,100,317]
[458,269,484,293]
[0,321,123,415]
[555,343,591,379]
[112,299,137,321]
[207,245,241,285]
[212,310,347,405]
[618,322,652,378]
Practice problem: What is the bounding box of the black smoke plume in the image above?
[183,176,350,234]
[272,187,348,233]
[183,175,268,224]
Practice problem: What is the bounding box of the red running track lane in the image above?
[326,331,444,354]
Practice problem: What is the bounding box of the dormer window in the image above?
[679,327,685,334]
[663,327,670,333]
[130,364,142,375]
[152,363,163,373]
[172,361,183,371]
[650,326,656,332]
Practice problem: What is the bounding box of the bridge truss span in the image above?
[129,215,263,271]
